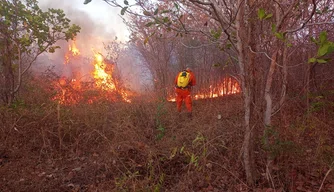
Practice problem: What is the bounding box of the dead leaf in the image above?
[327,184,334,190]
[206,163,212,169]
[65,171,75,181]
[72,167,81,171]
[67,183,75,187]
[296,186,307,192]
[207,184,214,191]
[267,188,277,192]
[272,166,280,171]
[93,153,99,157]
[253,188,263,192]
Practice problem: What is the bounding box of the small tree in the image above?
[0,0,80,105]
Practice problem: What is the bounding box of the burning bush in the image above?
[51,40,133,105]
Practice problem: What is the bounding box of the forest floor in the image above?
[0,94,333,191]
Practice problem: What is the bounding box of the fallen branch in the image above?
[318,167,332,192]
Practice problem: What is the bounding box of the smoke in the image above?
[117,45,153,93]
[38,0,127,40]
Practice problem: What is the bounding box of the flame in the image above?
[69,42,80,56]
[92,53,116,90]
[52,77,83,105]
[64,39,80,64]
[91,52,131,103]
[167,77,241,102]
[52,40,132,105]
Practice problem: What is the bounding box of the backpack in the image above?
[177,70,191,88]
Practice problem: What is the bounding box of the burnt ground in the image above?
[0,95,333,191]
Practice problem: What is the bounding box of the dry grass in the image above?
[0,78,333,191]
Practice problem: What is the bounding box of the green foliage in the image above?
[169,133,208,170]
[121,6,128,15]
[154,8,159,15]
[271,24,276,33]
[145,22,155,27]
[265,13,273,19]
[210,29,222,40]
[143,10,151,16]
[308,31,334,64]
[115,170,140,191]
[9,99,26,110]
[271,23,289,43]
[308,92,334,115]
[308,57,317,63]
[212,62,221,67]
[156,124,165,140]
[258,8,266,20]
[83,0,92,4]
[153,173,165,192]
[274,32,284,40]
[258,8,273,20]
[155,99,167,140]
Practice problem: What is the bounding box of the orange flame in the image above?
[92,53,116,90]
[64,39,80,64]
[52,77,83,105]
[92,52,132,103]
[168,77,241,102]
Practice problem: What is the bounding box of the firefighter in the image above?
[174,66,196,117]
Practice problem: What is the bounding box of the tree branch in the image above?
[189,0,211,6]
[306,21,334,26]
[285,0,317,34]
[248,46,283,68]
[276,0,298,30]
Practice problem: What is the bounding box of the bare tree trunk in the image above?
[305,22,313,113]
[280,46,287,109]
[1,38,15,105]
[264,50,278,127]
[236,0,254,185]
[263,50,278,186]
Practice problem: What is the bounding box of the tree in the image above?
[0,0,80,105]
[128,17,178,98]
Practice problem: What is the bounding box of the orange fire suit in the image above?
[174,70,196,113]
